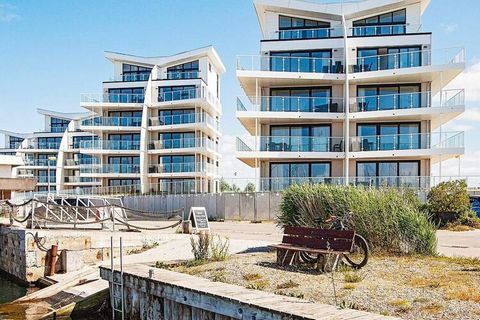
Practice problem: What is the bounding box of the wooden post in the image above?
[182,220,192,234]
[49,245,58,276]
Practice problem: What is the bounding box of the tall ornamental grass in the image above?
[278,184,437,255]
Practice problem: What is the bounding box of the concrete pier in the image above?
[101,264,400,320]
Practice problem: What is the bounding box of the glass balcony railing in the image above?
[23,159,56,166]
[65,158,100,166]
[149,113,219,130]
[50,127,68,133]
[158,88,197,103]
[349,24,422,37]
[159,71,200,80]
[80,164,141,174]
[237,55,343,74]
[81,117,142,127]
[79,140,141,151]
[269,26,343,40]
[37,176,55,184]
[64,176,99,183]
[108,73,151,82]
[350,132,464,152]
[350,89,464,112]
[148,138,217,152]
[259,136,344,152]
[239,96,345,113]
[81,93,145,104]
[148,162,217,175]
[350,47,465,73]
[25,142,60,150]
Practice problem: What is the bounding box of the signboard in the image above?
[188,207,210,232]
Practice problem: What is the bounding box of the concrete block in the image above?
[61,250,85,273]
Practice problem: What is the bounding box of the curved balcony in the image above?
[80,93,145,110]
[24,141,60,151]
[80,117,142,132]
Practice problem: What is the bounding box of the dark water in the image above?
[0,273,27,304]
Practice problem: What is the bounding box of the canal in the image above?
[0,273,27,304]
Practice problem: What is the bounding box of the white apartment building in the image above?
[236,0,465,191]
[1,46,224,196]
[79,46,224,194]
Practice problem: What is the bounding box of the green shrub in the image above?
[278,184,436,255]
[190,232,230,262]
[210,235,230,261]
[190,232,210,261]
[424,180,478,227]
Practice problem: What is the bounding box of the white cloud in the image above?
[441,23,458,34]
[0,3,19,22]
[447,61,480,103]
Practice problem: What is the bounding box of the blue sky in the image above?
[0,0,479,178]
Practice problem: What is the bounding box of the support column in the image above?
[342,15,350,185]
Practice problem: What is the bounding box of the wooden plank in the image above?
[271,244,350,255]
[282,235,353,251]
[284,226,354,239]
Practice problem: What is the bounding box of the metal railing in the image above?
[350,47,465,73]
[158,70,201,80]
[80,164,141,174]
[350,131,464,152]
[268,26,343,40]
[64,176,100,183]
[25,142,60,150]
[149,112,219,130]
[236,138,252,152]
[158,88,197,102]
[23,159,57,167]
[65,158,100,166]
[148,162,218,175]
[259,136,344,152]
[81,117,142,127]
[79,140,141,151]
[81,93,145,104]
[350,89,465,112]
[237,55,343,74]
[148,138,217,151]
[109,73,151,82]
[349,23,422,37]
[238,96,345,113]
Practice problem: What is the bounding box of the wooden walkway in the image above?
[101,264,400,320]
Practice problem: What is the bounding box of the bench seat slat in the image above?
[270,244,350,255]
[282,235,353,252]
[284,226,354,239]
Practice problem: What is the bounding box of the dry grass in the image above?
[343,272,364,283]
[445,224,475,232]
[445,288,480,303]
[276,280,299,290]
[243,273,262,281]
[421,302,443,315]
[246,279,269,290]
[343,283,356,290]
[389,299,412,312]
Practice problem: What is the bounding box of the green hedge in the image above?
[278,184,437,255]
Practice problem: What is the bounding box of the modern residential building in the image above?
[0,155,36,199]
[236,0,465,191]
[0,46,224,196]
[79,46,224,194]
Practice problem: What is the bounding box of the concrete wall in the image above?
[123,192,283,222]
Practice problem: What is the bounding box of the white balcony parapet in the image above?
[349,89,464,112]
[238,96,345,113]
[237,55,343,74]
[350,131,464,152]
[349,47,465,73]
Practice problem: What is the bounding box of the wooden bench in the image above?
[270,226,356,270]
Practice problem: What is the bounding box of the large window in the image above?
[37,137,62,149]
[9,136,23,149]
[270,50,334,73]
[278,15,331,39]
[166,60,199,79]
[356,46,421,72]
[269,162,331,191]
[356,161,420,188]
[122,64,152,82]
[156,109,195,125]
[50,118,70,133]
[72,136,97,149]
[108,88,144,103]
[108,133,140,150]
[270,87,334,112]
[357,84,421,111]
[108,156,140,173]
[352,9,406,36]
[265,125,339,152]
[357,123,421,151]
[158,132,195,149]
[158,86,196,102]
[38,169,56,183]
[156,155,196,173]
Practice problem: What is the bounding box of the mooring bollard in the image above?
[149,269,155,279]
[49,244,58,276]
[182,220,192,234]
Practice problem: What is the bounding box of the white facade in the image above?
[236,0,465,191]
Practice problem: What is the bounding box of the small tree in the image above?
[220,178,233,192]
[231,184,241,192]
[426,180,476,226]
[244,182,256,193]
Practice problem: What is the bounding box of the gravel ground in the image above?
[169,251,480,320]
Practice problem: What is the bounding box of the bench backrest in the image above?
[283,226,355,252]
